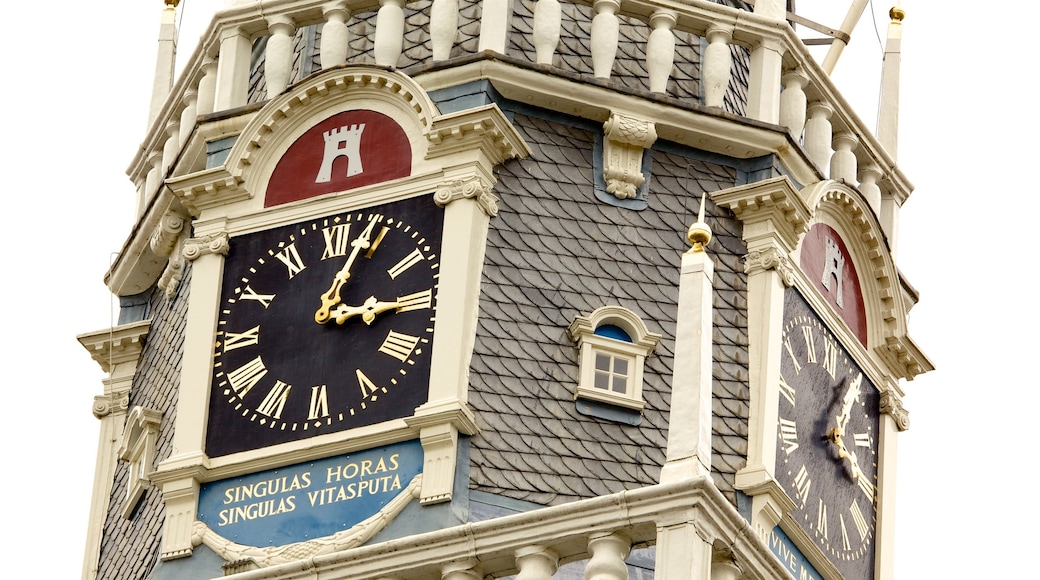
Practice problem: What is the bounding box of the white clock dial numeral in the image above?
[356,369,383,400]
[396,289,433,312]
[801,326,817,363]
[854,433,871,447]
[387,248,425,279]
[256,380,292,419]
[839,514,851,551]
[850,500,869,541]
[778,375,796,406]
[793,465,812,507]
[822,337,838,379]
[857,473,875,500]
[226,356,268,397]
[274,243,307,279]
[817,498,829,541]
[223,325,260,352]
[779,418,799,454]
[379,330,421,362]
[308,385,329,420]
[239,285,275,308]
[321,224,351,259]
[783,336,802,374]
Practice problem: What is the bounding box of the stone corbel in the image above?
[405,403,479,504]
[151,210,191,300]
[602,112,657,199]
[434,176,499,217]
[182,232,230,262]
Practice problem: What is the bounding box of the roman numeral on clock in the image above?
[223,325,260,352]
[387,248,425,279]
[801,326,817,363]
[850,500,870,541]
[779,418,799,454]
[822,337,838,379]
[226,356,268,397]
[239,285,275,308]
[356,369,384,400]
[817,498,829,541]
[396,289,432,312]
[274,243,307,279]
[839,514,851,551]
[379,330,421,362]
[783,335,802,374]
[321,223,351,259]
[308,385,329,420]
[257,380,291,419]
[793,465,812,507]
[778,375,796,405]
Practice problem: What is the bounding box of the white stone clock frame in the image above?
[111,66,532,560]
[719,176,931,580]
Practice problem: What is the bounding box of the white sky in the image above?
[3,0,1031,577]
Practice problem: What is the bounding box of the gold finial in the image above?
[165,0,180,7]
[686,192,713,253]
[889,6,905,22]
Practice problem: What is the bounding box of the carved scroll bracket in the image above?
[743,247,795,287]
[434,176,499,217]
[603,112,657,200]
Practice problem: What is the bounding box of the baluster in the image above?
[142,150,163,214]
[858,164,882,214]
[321,1,351,69]
[830,132,859,184]
[516,545,559,580]
[804,101,833,175]
[161,121,180,175]
[478,0,511,53]
[214,27,252,111]
[646,9,676,94]
[374,0,406,67]
[746,37,784,123]
[431,0,458,61]
[779,69,808,138]
[703,24,733,108]
[591,0,620,78]
[265,16,296,96]
[196,59,217,116]
[178,88,197,147]
[533,0,562,65]
[442,559,481,580]
[585,531,630,580]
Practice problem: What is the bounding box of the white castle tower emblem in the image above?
[315,124,366,183]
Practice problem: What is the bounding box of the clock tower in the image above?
[78,1,930,579]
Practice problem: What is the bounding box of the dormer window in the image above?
[118,406,162,518]
[569,307,661,412]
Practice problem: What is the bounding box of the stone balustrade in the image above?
[133,0,908,231]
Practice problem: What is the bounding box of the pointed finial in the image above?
[686,192,713,253]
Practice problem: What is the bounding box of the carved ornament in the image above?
[602,112,657,200]
[92,393,129,419]
[743,247,794,287]
[192,474,422,567]
[880,390,910,431]
[182,233,230,262]
[433,177,498,216]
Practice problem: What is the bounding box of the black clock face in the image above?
[206,195,441,457]
[775,290,879,578]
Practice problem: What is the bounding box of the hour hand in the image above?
[314,216,382,324]
[332,296,400,325]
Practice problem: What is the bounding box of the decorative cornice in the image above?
[192,474,422,567]
[711,176,810,253]
[880,390,910,431]
[77,320,152,374]
[425,104,531,166]
[742,247,794,286]
[182,233,230,262]
[433,177,499,216]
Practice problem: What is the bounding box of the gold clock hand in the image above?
[315,216,382,324]
[332,296,401,325]
[828,372,864,480]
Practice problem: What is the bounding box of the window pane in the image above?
[614,358,628,376]
[595,353,611,371]
[612,375,628,393]
[594,370,610,390]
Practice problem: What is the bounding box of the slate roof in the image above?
[468,111,750,505]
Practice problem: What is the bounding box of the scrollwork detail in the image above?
[743,247,794,286]
[880,391,910,431]
[183,233,230,262]
[434,178,499,216]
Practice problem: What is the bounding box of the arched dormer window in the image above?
[568,307,661,412]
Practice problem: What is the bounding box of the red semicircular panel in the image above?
[799,223,868,347]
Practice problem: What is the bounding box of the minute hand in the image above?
[315,217,381,324]
[332,296,400,325]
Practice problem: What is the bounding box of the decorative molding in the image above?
[406,403,479,504]
[152,210,191,300]
[182,232,230,262]
[742,247,794,286]
[92,393,129,419]
[602,112,656,200]
[77,320,152,375]
[711,176,810,253]
[879,390,910,431]
[191,475,422,567]
[434,177,499,216]
[425,104,532,165]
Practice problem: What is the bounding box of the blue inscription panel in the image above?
[766,526,824,580]
[198,440,422,547]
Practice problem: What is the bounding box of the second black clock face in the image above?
[206,195,441,457]
[775,290,879,578]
